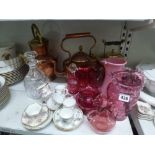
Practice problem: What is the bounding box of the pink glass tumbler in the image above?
[100,57,127,97]
[107,70,144,121]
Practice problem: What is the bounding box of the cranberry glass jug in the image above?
[61,32,104,94]
[107,69,144,121]
[100,57,127,97]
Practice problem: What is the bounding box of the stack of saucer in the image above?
[0,76,10,109]
[53,107,84,131]
[22,103,53,130]
[0,55,29,86]
[137,100,155,121]
[47,84,67,111]
[53,94,84,131]
[47,84,84,131]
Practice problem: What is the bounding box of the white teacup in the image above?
[63,96,76,109]
[59,108,74,123]
[47,93,65,110]
[52,93,65,104]
[25,103,42,117]
[54,84,68,95]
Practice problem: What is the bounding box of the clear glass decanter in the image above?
[24,51,51,104]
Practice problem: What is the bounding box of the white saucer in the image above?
[53,108,84,131]
[22,111,53,130]
[137,101,154,116]
[140,91,155,107]
[22,104,49,128]
[47,93,65,111]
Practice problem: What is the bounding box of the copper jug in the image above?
[29,24,48,56]
[61,32,104,94]
[28,24,56,80]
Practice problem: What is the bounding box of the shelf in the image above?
[0,79,133,135]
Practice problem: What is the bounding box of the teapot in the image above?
[60,32,104,94]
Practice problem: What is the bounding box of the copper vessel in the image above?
[61,32,98,73]
[28,24,56,80]
[102,40,124,58]
[29,24,48,56]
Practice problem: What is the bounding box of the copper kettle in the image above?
[60,32,104,91]
[28,24,57,80]
[102,40,125,58]
[61,32,98,74]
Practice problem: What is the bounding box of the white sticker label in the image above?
[118,93,130,102]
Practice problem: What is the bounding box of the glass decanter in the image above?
[24,51,52,104]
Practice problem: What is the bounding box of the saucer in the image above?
[0,92,10,109]
[22,104,49,128]
[47,94,64,111]
[137,101,154,116]
[0,76,10,108]
[137,113,154,120]
[53,107,84,131]
[22,111,53,130]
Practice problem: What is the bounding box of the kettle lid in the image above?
[71,45,90,63]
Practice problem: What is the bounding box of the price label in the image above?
[118,93,130,102]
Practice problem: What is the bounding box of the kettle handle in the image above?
[31,24,43,43]
[61,32,96,61]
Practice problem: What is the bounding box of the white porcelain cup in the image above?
[0,43,16,60]
[25,103,42,117]
[53,93,65,104]
[63,96,76,109]
[59,108,74,123]
[54,84,68,95]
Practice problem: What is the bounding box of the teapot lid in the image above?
[71,45,90,63]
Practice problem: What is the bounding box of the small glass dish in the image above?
[87,109,116,134]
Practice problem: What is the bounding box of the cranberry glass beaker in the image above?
[107,70,144,121]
